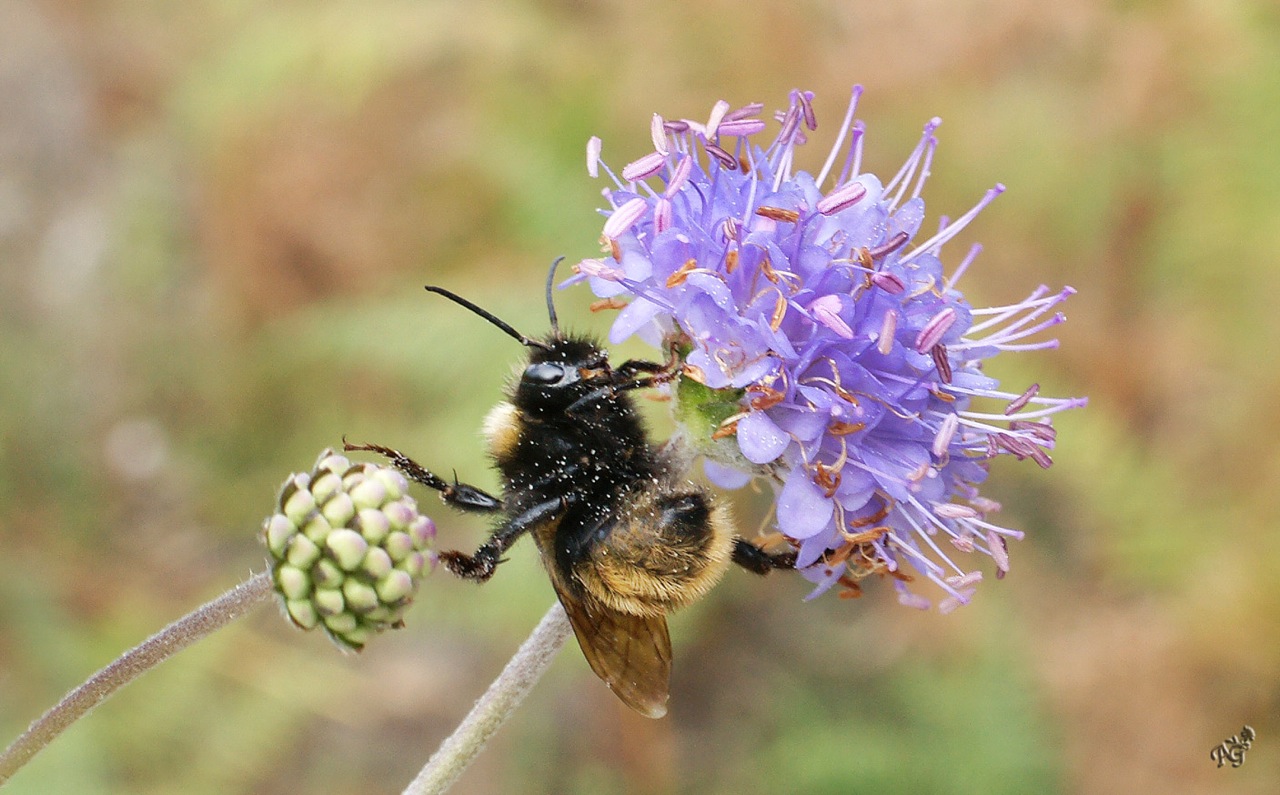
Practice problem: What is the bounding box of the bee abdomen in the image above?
[575,489,734,618]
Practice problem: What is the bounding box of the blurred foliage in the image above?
[1,0,1277,793]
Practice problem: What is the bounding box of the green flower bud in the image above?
[262,449,437,650]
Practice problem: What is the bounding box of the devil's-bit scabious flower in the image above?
[262,450,438,649]
[572,87,1085,611]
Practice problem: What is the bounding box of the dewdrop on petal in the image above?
[262,449,438,650]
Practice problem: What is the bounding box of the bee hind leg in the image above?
[731,538,796,575]
[343,440,502,513]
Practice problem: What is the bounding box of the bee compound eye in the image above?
[524,362,567,384]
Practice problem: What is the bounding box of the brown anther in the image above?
[760,256,781,284]
[849,503,891,528]
[813,463,842,498]
[748,385,785,411]
[666,258,698,288]
[827,421,865,436]
[589,297,629,312]
[832,384,860,405]
[837,579,864,599]
[843,526,888,545]
[682,363,707,383]
[608,237,622,262]
[930,386,956,403]
[738,155,752,174]
[724,249,739,274]
[930,343,952,384]
[769,293,788,331]
[756,206,801,224]
[711,420,739,440]
[855,247,873,269]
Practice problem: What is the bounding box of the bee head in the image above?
[517,336,619,415]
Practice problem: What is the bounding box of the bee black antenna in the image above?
[545,256,564,334]
[424,285,551,351]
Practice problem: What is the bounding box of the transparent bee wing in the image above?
[553,585,672,719]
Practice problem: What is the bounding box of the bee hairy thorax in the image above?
[481,366,733,618]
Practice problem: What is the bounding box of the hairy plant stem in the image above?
[0,571,273,786]
[403,602,571,795]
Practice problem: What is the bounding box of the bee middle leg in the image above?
[343,441,502,513]
[731,538,796,575]
[439,496,566,582]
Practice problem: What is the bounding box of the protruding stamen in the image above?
[756,206,801,224]
[930,344,952,384]
[650,113,668,155]
[586,136,602,179]
[705,99,730,139]
[724,101,765,122]
[871,271,905,294]
[1009,420,1056,442]
[987,531,1010,575]
[1004,383,1040,415]
[866,231,909,260]
[622,151,666,182]
[576,259,626,281]
[877,310,897,355]
[817,182,868,216]
[704,140,737,169]
[915,307,958,353]
[602,197,649,239]
[809,295,853,338]
[932,413,959,457]
[665,155,693,197]
[654,198,673,233]
[719,119,767,137]
[933,501,977,519]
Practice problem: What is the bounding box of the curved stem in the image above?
[0,571,274,786]
[403,602,571,795]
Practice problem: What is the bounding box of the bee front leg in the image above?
[343,440,502,513]
[440,496,567,582]
[731,538,797,574]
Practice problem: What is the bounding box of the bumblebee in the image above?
[348,263,793,718]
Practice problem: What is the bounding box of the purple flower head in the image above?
[571,88,1086,610]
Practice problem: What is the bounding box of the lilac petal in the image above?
[737,410,789,464]
[801,563,845,601]
[771,406,828,443]
[609,296,663,344]
[777,474,834,539]
[703,459,751,489]
[795,527,837,568]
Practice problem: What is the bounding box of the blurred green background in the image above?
[1,0,1277,793]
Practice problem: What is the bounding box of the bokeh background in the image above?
[1,0,1277,793]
